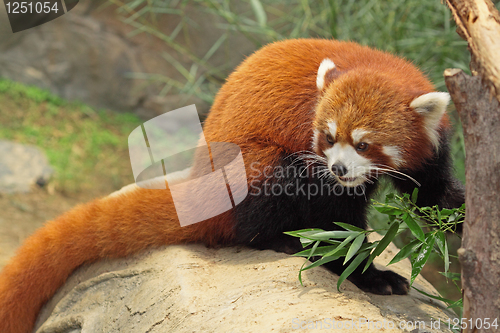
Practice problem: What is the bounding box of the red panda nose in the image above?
[331,163,348,177]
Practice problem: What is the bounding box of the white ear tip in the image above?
[410,92,450,113]
[410,92,451,151]
[316,58,336,90]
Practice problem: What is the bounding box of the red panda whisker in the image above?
[368,166,421,187]
[300,161,318,177]
[301,154,327,163]
[286,152,326,168]
[368,170,404,182]
[318,169,333,180]
[285,150,318,158]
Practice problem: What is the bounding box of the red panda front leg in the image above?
[392,129,465,210]
[231,143,410,295]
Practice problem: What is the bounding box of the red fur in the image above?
[0,39,447,332]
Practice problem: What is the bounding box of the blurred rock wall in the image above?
[0,0,255,119]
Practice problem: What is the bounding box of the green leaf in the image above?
[344,234,365,264]
[333,222,366,232]
[410,234,435,285]
[284,228,319,237]
[435,231,445,254]
[388,238,423,265]
[411,188,419,204]
[300,254,344,272]
[250,0,267,27]
[446,298,463,309]
[439,272,461,281]
[324,234,356,258]
[299,238,314,247]
[402,213,425,242]
[373,222,400,257]
[359,242,378,251]
[363,221,399,272]
[302,230,359,240]
[307,241,320,261]
[293,245,343,257]
[448,212,458,222]
[412,286,456,305]
[439,208,454,217]
[374,205,404,215]
[435,231,449,274]
[337,250,370,291]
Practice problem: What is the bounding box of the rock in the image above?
[35,235,456,333]
[0,140,53,193]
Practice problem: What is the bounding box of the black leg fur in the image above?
[391,130,464,209]
[391,130,465,231]
[233,150,409,295]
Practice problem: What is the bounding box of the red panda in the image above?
[0,39,464,333]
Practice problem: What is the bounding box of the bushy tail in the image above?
[0,186,229,333]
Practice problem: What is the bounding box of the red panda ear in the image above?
[316,58,343,91]
[410,92,450,149]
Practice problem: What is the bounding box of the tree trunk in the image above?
[444,0,500,332]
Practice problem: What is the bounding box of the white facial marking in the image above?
[327,121,337,138]
[312,129,320,149]
[382,146,403,167]
[323,143,373,187]
[351,128,370,144]
[410,92,450,150]
[316,58,336,90]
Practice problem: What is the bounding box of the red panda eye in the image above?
[325,134,335,145]
[356,142,369,151]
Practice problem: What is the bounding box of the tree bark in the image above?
[444,0,500,332]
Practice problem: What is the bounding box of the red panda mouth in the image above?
[339,176,358,183]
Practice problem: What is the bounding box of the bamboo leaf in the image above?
[374,205,404,215]
[412,286,456,305]
[435,231,449,274]
[411,188,419,204]
[363,221,399,272]
[300,254,344,272]
[324,234,356,258]
[293,245,344,257]
[344,234,365,264]
[337,250,370,291]
[333,222,365,232]
[283,228,319,237]
[402,213,425,242]
[410,234,435,285]
[439,272,461,281]
[388,238,423,265]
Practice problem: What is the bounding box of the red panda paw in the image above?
[349,268,410,295]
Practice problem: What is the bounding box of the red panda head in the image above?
[312,58,450,188]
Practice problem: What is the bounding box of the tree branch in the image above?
[445,0,500,102]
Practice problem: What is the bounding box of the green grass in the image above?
[0,79,143,196]
[110,0,472,97]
